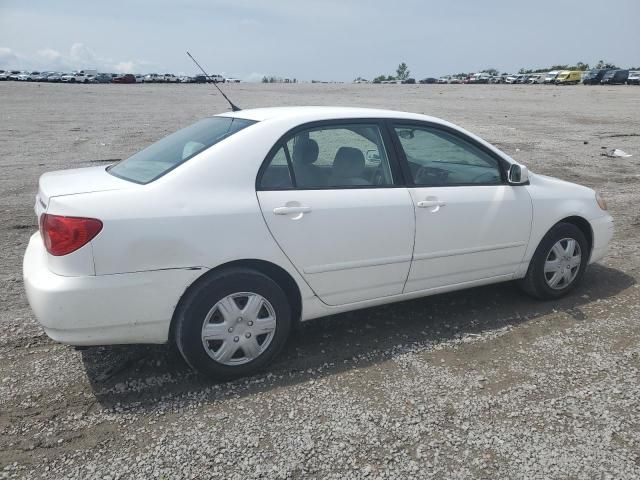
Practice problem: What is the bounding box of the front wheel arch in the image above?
[169,259,302,343]
[556,216,593,260]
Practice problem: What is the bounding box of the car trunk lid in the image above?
[36,165,133,213]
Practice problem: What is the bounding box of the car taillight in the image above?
[39,214,103,256]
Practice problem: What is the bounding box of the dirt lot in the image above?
[1,82,639,479]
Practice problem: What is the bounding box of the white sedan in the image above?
[23,107,613,379]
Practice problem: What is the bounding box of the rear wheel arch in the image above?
[169,259,302,342]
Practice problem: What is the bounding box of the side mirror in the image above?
[508,164,529,185]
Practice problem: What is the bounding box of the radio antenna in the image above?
[186,51,241,112]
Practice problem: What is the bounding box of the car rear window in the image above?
[108,117,256,184]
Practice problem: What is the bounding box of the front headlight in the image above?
[595,192,608,211]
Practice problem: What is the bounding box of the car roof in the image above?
[217,106,442,124]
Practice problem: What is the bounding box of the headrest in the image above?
[292,139,319,165]
[332,147,365,177]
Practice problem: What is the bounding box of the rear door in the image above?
[390,121,532,293]
[256,120,415,306]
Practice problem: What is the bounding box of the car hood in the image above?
[37,165,133,207]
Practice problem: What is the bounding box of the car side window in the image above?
[259,123,394,189]
[259,146,293,189]
[394,125,503,187]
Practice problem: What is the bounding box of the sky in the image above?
[1,0,638,81]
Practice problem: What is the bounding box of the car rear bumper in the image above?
[589,214,614,264]
[23,233,205,346]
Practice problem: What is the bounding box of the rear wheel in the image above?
[175,268,291,379]
[519,222,588,300]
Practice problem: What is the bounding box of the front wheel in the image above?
[519,222,588,300]
[174,268,291,380]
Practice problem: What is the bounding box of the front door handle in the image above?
[273,205,312,215]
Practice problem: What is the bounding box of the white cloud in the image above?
[0,47,20,65]
[0,43,156,73]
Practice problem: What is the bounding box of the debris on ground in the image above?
[601,148,633,158]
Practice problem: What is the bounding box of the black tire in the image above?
[518,222,589,300]
[174,267,291,380]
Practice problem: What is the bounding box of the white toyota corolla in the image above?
[23,107,613,379]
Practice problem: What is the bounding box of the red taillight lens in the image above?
[39,214,103,256]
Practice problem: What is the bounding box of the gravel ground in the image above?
[1,82,639,479]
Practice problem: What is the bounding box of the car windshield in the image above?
[108,117,256,184]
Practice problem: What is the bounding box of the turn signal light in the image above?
[595,192,608,211]
[39,214,103,256]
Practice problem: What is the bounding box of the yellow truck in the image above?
[555,70,582,85]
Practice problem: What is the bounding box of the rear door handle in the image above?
[417,200,446,208]
[273,205,312,215]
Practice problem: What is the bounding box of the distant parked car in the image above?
[517,74,532,84]
[0,70,8,80]
[144,73,162,83]
[16,72,32,81]
[225,77,241,83]
[135,74,145,83]
[419,77,437,84]
[208,74,225,83]
[46,72,63,83]
[473,73,491,84]
[601,69,629,85]
[526,74,542,84]
[179,76,194,83]
[26,71,44,81]
[8,70,23,80]
[543,71,559,84]
[401,78,416,84]
[112,74,136,84]
[581,69,608,85]
[93,73,112,83]
[555,70,582,85]
[627,71,640,85]
[61,72,91,83]
[32,72,52,81]
[42,72,61,83]
[163,74,179,83]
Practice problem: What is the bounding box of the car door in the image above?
[256,120,415,306]
[390,122,532,293]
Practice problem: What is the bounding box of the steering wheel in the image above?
[415,165,449,185]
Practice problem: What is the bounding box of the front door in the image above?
[390,122,532,292]
[257,121,415,306]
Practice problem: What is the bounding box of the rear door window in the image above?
[259,123,395,189]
